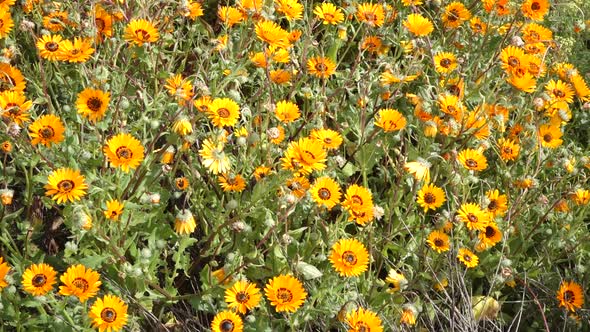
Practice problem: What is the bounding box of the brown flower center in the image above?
[440,58,452,68]
[488,200,497,211]
[72,277,89,292]
[315,62,328,72]
[434,238,444,247]
[57,180,75,193]
[553,89,565,98]
[236,291,250,303]
[351,195,363,205]
[342,251,358,265]
[531,1,540,10]
[87,97,103,112]
[357,323,370,332]
[318,188,331,200]
[463,254,472,262]
[507,56,520,67]
[423,192,436,204]
[467,213,478,223]
[543,134,552,143]
[276,287,293,303]
[45,42,59,52]
[135,29,150,41]
[40,126,55,139]
[485,226,496,238]
[217,108,230,118]
[96,18,105,32]
[32,274,47,287]
[465,159,478,168]
[100,308,117,323]
[564,290,575,303]
[220,319,235,332]
[116,146,132,159]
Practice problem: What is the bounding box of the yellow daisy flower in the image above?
[0,257,11,290]
[36,34,65,61]
[310,128,342,150]
[174,209,197,235]
[199,138,231,174]
[557,281,584,312]
[22,263,57,296]
[374,108,407,132]
[208,97,240,128]
[218,173,246,192]
[538,124,563,149]
[59,37,95,63]
[275,0,303,21]
[264,274,307,313]
[103,133,145,172]
[485,189,508,217]
[346,307,383,332]
[104,199,124,221]
[274,100,300,123]
[457,148,488,171]
[457,248,479,268]
[0,91,32,125]
[307,56,336,78]
[255,20,290,48]
[211,310,243,332]
[403,13,434,36]
[356,3,385,27]
[457,203,490,231]
[89,294,128,332]
[427,230,450,253]
[314,3,345,25]
[59,264,102,302]
[434,52,458,74]
[76,88,110,123]
[123,19,159,46]
[224,280,262,314]
[45,168,88,204]
[442,2,471,29]
[416,183,446,212]
[521,0,549,21]
[310,176,341,210]
[497,138,520,161]
[0,10,14,38]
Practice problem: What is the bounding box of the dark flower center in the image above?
[116,146,132,159]
[434,238,444,247]
[220,319,234,332]
[467,213,478,223]
[57,180,75,193]
[72,277,89,292]
[101,308,117,323]
[135,29,150,41]
[342,251,358,265]
[45,42,59,52]
[463,254,472,262]
[465,159,478,168]
[564,290,575,303]
[87,97,103,112]
[217,108,230,118]
[236,291,250,303]
[440,58,452,68]
[351,195,363,205]
[424,192,436,204]
[96,18,105,32]
[40,126,55,139]
[488,200,497,211]
[531,2,540,10]
[32,274,47,287]
[508,56,520,67]
[277,287,293,303]
[543,134,552,143]
[485,226,496,238]
[315,62,328,72]
[553,89,565,98]
[318,188,331,200]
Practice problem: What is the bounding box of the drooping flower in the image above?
[573,189,590,206]
[400,305,418,326]
[329,238,370,277]
[0,257,10,290]
[0,10,14,38]
[89,294,128,332]
[45,168,88,204]
[76,88,110,123]
[59,264,102,302]
[103,133,145,172]
[264,274,307,313]
[556,281,584,312]
[457,248,479,268]
[22,263,57,296]
[123,19,159,46]
[0,63,25,93]
[416,183,446,212]
[426,230,450,253]
[224,280,262,314]
[345,307,383,332]
[404,159,431,183]
[385,270,407,293]
[165,74,194,104]
[211,310,243,332]
[174,209,197,235]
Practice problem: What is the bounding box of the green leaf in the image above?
[296,261,323,280]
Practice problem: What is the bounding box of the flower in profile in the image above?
[356,3,385,27]
[426,230,450,253]
[400,304,418,326]
[508,71,537,93]
[255,20,290,48]
[264,274,307,313]
[0,257,10,290]
[416,183,446,212]
[165,74,194,104]
[434,52,458,74]
[573,189,590,206]
[442,2,471,29]
[94,4,113,41]
[184,1,204,20]
[477,222,502,249]
[172,118,193,136]
[521,0,549,21]
[36,34,65,61]
[374,109,407,132]
[0,10,13,38]
[307,56,336,78]
[211,310,243,332]
[457,248,479,268]
[218,6,244,28]
[22,263,57,296]
[274,100,300,123]
[28,114,65,147]
[403,13,434,36]
[385,270,407,293]
[199,138,231,174]
[0,188,13,205]
[458,203,490,231]
[570,74,590,101]
[103,133,145,172]
[104,199,124,221]
[286,175,310,198]
[497,138,520,161]
[438,93,464,121]
[538,124,563,149]
[76,88,110,123]
[485,189,508,217]
[275,0,303,21]
[310,176,341,209]
[224,280,262,314]
[314,3,344,25]
[310,128,343,150]
[1,91,32,125]
[175,209,197,235]
[175,177,189,191]
[89,294,128,332]
[556,281,584,312]
[208,97,240,128]
[270,69,292,84]
[346,307,383,332]
[218,173,246,192]
[457,148,488,171]
[45,168,88,204]
[123,19,159,46]
[404,159,431,183]
[59,264,101,302]
[329,238,370,277]
[0,63,26,93]
[59,37,95,63]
